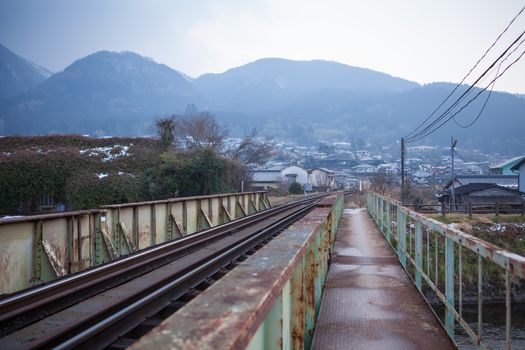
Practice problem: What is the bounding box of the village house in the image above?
[489,155,525,175]
[308,168,335,190]
[439,183,523,211]
[351,164,377,174]
[250,164,309,189]
[511,158,525,194]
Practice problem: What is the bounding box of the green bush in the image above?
[0,136,250,214]
[65,173,141,210]
[288,182,303,194]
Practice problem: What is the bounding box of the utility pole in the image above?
[450,137,457,211]
[401,137,405,204]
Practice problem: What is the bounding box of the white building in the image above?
[511,159,525,193]
[308,168,335,190]
[352,164,377,173]
[281,165,309,185]
[251,165,309,189]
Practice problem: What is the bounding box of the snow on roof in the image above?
[251,170,282,182]
[490,155,525,170]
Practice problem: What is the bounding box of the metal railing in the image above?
[0,191,271,295]
[367,191,525,349]
[405,202,525,217]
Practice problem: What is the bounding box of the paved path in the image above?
[312,208,455,350]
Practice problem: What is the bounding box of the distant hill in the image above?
[0,51,524,154]
[194,58,419,113]
[0,43,52,98]
[254,82,525,153]
[0,51,200,135]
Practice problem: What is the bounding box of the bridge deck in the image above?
[312,208,455,350]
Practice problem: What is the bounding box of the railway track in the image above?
[0,194,327,350]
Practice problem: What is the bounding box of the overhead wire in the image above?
[404,29,525,143]
[406,46,525,143]
[404,5,525,139]
[452,36,525,128]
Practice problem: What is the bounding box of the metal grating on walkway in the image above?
[312,208,455,350]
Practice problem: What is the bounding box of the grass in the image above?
[430,214,525,225]
[422,212,525,297]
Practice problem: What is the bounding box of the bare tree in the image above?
[228,128,274,165]
[370,171,394,195]
[180,112,228,151]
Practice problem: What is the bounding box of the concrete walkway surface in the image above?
[311,208,455,350]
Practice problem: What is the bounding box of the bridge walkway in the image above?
[312,208,455,350]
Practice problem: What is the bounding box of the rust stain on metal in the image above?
[41,240,67,277]
[129,204,339,350]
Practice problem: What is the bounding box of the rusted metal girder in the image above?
[0,191,270,295]
[129,192,344,350]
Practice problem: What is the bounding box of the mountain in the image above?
[0,52,524,153]
[0,43,52,98]
[257,82,525,153]
[0,51,200,135]
[194,58,419,113]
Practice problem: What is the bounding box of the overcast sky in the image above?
[1,0,524,93]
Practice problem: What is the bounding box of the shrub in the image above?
[288,182,303,194]
[65,172,141,210]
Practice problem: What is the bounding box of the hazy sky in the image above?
[1,0,524,93]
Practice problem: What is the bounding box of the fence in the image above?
[0,191,271,295]
[367,191,525,349]
[405,202,525,217]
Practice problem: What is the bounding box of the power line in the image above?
[455,35,525,100]
[406,31,525,142]
[451,39,520,128]
[405,5,525,139]
[451,83,494,128]
[406,46,525,143]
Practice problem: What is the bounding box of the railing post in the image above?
[495,202,499,217]
[400,211,407,268]
[505,269,511,350]
[386,202,391,243]
[445,236,455,338]
[415,222,422,291]
[396,207,407,268]
[380,197,384,233]
[396,207,401,257]
[374,194,378,224]
[468,203,472,219]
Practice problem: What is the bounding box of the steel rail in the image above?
[0,193,324,324]
[54,202,317,350]
[0,195,325,347]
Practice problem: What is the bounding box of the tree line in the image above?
[0,113,274,215]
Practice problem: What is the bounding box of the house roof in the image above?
[352,164,376,169]
[454,183,497,195]
[251,170,282,182]
[309,167,336,174]
[511,157,525,172]
[443,175,518,189]
[442,183,521,198]
[490,155,525,170]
